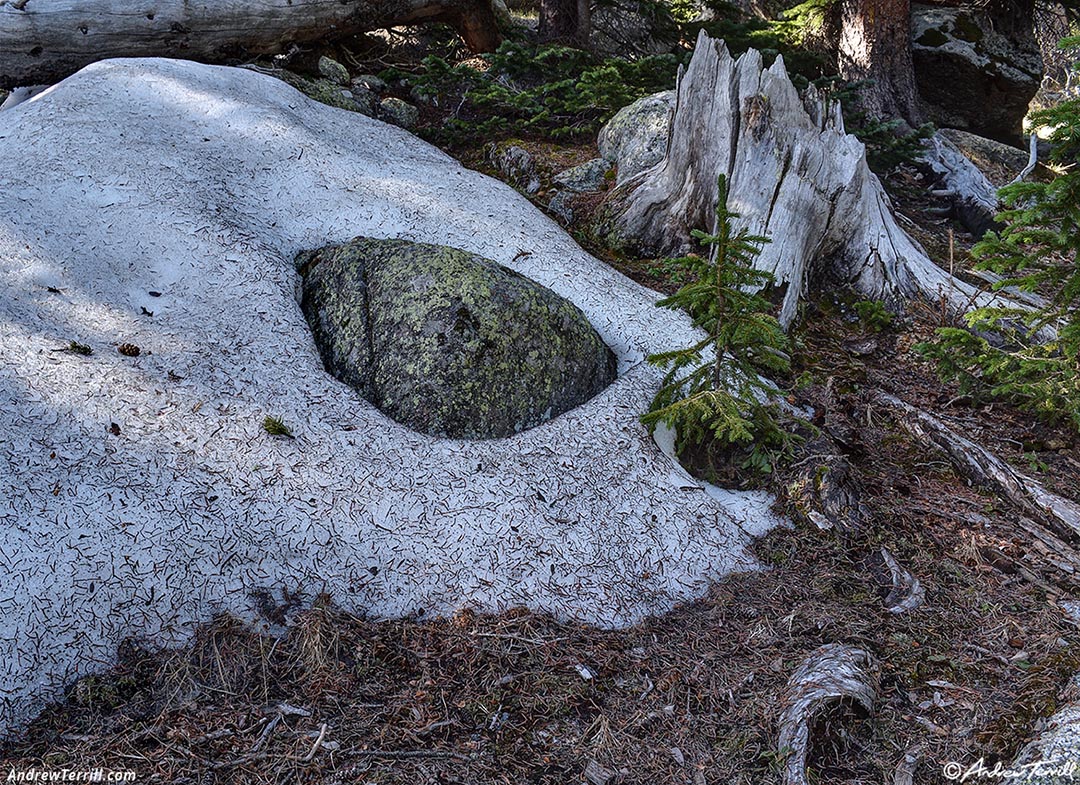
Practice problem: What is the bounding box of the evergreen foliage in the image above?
[917,38,1080,432]
[397,42,679,142]
[262,416,294,438]
[641,175,799,477]
[393,1,839,146]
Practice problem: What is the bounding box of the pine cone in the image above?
[117,343,141,357]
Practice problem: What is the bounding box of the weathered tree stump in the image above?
[606,31,1000,328]
[0,0,501,89]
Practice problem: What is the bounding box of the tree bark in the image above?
[837,0,921,124]
[0,0,501,89]
[538,0,590,45]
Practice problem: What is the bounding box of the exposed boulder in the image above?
[298,237,617,439]
[554,158,611,193]
[912,4,1043,144]
[598,90,674,185]
[378,97,420,129]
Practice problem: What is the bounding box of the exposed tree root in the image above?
[874,392,1080,545]
[777,644,879,785]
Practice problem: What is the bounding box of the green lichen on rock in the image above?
[318,56,350,86]
[298,237,617,439]
[378,97,420,130]
[260,67,363,112]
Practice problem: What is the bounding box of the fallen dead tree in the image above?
[0,0,501,88]
[922,132,1001,238]
[874,392,1080,544]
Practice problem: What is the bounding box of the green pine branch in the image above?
[641,173,801,478]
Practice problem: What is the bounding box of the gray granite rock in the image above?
[598,91,674,184]
[378,97,419,129]
[298,237,617,439]
[554,157,611,193]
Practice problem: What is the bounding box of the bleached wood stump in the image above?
[0,0,500,88]
[609,30,995,328]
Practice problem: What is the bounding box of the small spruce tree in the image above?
[917,37,1080,432]
[641,174,797,477]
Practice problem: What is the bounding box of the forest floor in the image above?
[4,31,1080,785]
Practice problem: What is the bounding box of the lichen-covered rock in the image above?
[378,97,419,129]
[249,66,364,113]
[486,141,542,193]
[912,5,1042,144]
[352,74,388,94]
[318,56,350,86]
[554,157,611,193]
[348,86,378,117]
[547,190,576,224]
[298,237,617,439]
[598,91,674,185]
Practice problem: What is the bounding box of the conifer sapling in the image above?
[641,174,797,477]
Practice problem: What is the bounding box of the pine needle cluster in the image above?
[641,174,798,477]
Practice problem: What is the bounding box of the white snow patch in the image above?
[0,58,784,735]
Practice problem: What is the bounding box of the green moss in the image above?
[71,675,121,710]
[269,69,362,112]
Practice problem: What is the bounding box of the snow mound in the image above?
[0,58,783,735]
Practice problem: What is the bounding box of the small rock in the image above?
[349,86,377,117]
[554,157,611,193]
[317,56,350,86]
[670,747,685,765]
[548,191,575,224]
[486,142,541,193]
[352,74,388,94]
[378,97,419,130]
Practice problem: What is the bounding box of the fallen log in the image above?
[0,0,501,89]
[921,132,1001,239]
[874,392,1080,544]
[777,644,879,785]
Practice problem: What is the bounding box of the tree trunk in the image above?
[837,0,920,124]
[538,0,590,45]
[0,0,501,89]
[605,32,1005,328]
